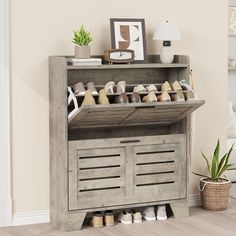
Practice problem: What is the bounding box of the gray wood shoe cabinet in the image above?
[49,55,204,230]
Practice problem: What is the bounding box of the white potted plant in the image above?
[193,140,236,210]
[72,25,92,59]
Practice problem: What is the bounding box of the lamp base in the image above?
[160,46,174,64]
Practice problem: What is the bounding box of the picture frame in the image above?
[229,6,236,36]
[110,18,147,61]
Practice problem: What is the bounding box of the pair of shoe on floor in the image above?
[91,210,115,228]
[143,205,167,221]
[118,210,142,224]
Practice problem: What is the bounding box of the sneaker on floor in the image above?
[131,210,142,223]
[156,205,167,221]
[142,206,156,221]
[118,210,132,224]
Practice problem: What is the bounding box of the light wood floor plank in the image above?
[1,199,236,236]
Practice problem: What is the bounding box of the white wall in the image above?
[10,0,228,213]
[229,0,236,110]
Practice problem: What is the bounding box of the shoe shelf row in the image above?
[49,55,205,230]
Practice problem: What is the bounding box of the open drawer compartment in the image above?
[68,100,205,129]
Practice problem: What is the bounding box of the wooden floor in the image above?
[1,199,236,236]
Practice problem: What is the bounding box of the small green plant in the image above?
[193,139,236,182]
[72,25,92,46]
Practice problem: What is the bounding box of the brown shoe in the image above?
[161,81,172,91]
[157,91,171,102]
[87,82,98,95]
[91,211,103,228]
[98,89,109,105]
[171,91,185,102]
[104,210,115,227]
[130,92,141,103]
[73,82,86,95]
[171,81,182,91]
[142,91,157,102]
[81,90,96,106]
[114,93,129,104]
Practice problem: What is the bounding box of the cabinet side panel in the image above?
[49,56,68,226]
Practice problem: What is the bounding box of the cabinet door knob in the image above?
[120,140,140,144]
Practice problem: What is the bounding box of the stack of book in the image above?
[67,58,102,66]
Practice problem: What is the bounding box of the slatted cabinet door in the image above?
[69,146,126,210]
[133,136,187,202]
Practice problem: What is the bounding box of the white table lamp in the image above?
[153,21,181,63]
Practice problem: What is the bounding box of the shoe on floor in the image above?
[73,82,86,96]
[161,81,172,91]
[130,92,141,103]
[171,91,185,102]
[131,210,142,223]
[105,81,115,94]
[114,93,129,104]
[91,211,104,228]
[98,89,109,105]
[87,82,98,95]
[142,91,157,102]
[146,84,158,93]
[104,210,115,227]
[156,205,167,221]
[81,90,96,106]
[171,81,182,91]
[118,210,132,224]
[157,91,171,102]
[117,81,126,94]
[133,84,146,93]
[142,206,156,221]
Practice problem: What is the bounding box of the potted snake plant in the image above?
[72,25,92,59]
[193,140,236,210]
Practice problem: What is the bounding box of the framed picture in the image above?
[110,18,147,61]
[229,7,236,36]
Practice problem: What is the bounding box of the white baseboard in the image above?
[11,195,200,226]
[12,210,50,226]
[0,198,12,227]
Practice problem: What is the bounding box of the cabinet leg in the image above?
[170,201,189,218]
[62,212,86,231]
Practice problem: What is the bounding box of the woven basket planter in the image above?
[199,177,231,211]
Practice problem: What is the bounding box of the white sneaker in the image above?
[142,207,156,221]
[118,210,132,224]
[156,205,167,221]
[131,210,142,223]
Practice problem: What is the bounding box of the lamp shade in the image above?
[153,21,181,41]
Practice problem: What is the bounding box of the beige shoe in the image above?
[171,91,185,102]
[105,81,115,94]
[87,82,98,95]
[184,90,197,101]
[133,84,146,93]
[142,91,157,102]
[146,84,158,93]
[98,89,109,105]
[171,81,182,91]
[73,82,86,95]
[91,211,103,228]
[161,81,172,91]
[117,81,126,94]
[157,91,171,102]
[81,90,96,106]
[104,210,115,227]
